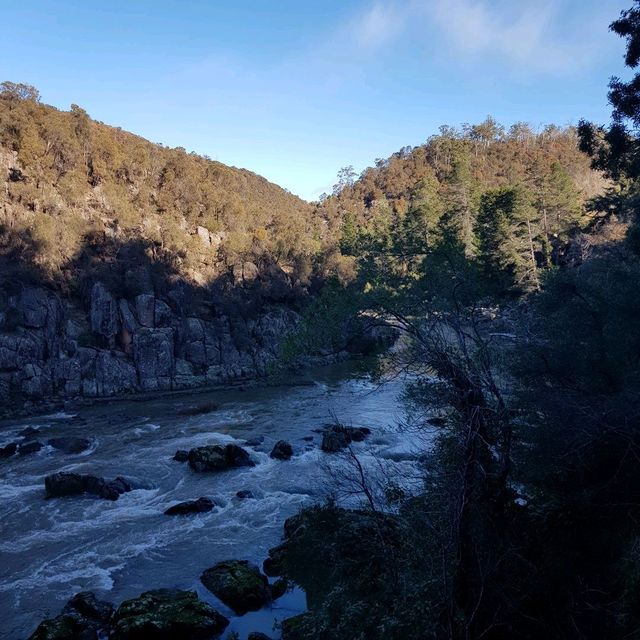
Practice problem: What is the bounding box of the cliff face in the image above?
[0,87,335,411]
[0,281,301,409]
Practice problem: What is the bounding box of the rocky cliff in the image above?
[0,280,302,411]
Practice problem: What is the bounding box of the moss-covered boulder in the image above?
[110,589,229,639]
[200,560,271,614]
[28,591,113,640]
[29,616,91,640]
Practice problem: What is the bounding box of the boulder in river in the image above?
[28,591,113,640]
[0,442,17,458]
[200,560,272,615]
[18,440,44,456]
[248,633,272,640]
[19,426,41,438]
[44,472,133,501]
[173,449,189,462]
[110,589,229,640]
[48,437,91,454]
[176,401,220,416]
[320,425,371,453]
[236,490,254,499]
[164,497,215,516]
[243,436,264,447]
[188,444,254,472]
[270,440,293,460]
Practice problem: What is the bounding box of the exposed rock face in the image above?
[188,444,255,472]
[164,497,214,515]
[270,440,293,460]
[110,589,229,640]
[0,279,370,412]
[200,560,272,615]
[90,282,119,342]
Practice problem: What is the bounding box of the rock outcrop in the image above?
[320,425,371,453]
[110,589,229,640]
[200,560,273,615]
[187,444,255,472]
[270,440,293,460]
[28,591,114,640]
[0,283,309,412]
[44,472,133,501]
[164,497,215,516]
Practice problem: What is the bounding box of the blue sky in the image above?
[0,0,631,200]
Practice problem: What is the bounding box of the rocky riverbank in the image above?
[0,278,401,418]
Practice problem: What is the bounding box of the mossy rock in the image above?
[110,589,229,639]
[200,560,271,615]
[29,591,113,640]
[28,615,93,640]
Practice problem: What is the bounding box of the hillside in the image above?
[0,84,607,411]
[0,82,319,294]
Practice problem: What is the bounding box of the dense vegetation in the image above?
[272,4,640,640]
[0,82,599,308]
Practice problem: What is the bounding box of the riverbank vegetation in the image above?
[273,4,640,639]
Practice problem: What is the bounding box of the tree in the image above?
[476,185,541,292]
[333,165,357,194]
[0,81,40,102]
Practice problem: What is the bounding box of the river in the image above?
[0,362,426,639]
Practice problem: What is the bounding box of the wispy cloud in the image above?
[331,0,612,75]
[352,2,410,51]
[426,0,592,73]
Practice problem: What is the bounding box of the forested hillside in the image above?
[0,79,606,412]
[0,82,319,291]
[261,4,640,639]
[318,120,607,291]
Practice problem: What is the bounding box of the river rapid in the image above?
[0,362,427,639]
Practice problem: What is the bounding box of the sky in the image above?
[0,0,632,201]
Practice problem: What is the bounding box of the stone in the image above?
[320,425,371,453]
[44,472,132,501]
[48,437,91,454]
[18,440,43,455]
[243,436,264,447]
[173,449,189,462]
[133,328,174,392]
[110,589,229,640]
[236,490,254,499]
[248,633,272,640]
[176,401,219,416]
[61,591,114,626]
[270,440,293,460]
[200,560,271,615]
[135,294,156,328]
[154,299,172,327]
[188,444,255,473]
[90,282,119,340]
[19,426,40,438]
[0,442,17,458]
[164,497,214,516]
